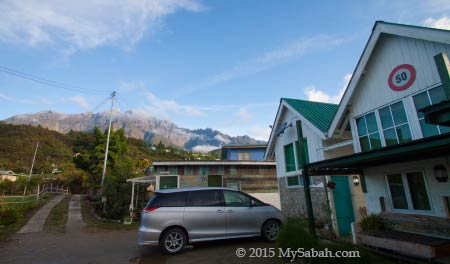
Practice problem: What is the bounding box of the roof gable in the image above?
[264,98,338,160]
[328,21,450,136]
[282,98,338,133]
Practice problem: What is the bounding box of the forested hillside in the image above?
[0,122,219,174]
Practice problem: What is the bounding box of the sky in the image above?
[0,0,449,141]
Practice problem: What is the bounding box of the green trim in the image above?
[360,173,367,193]
[308,133,450,169]
[434,53,450,99]
[284,143,296,172]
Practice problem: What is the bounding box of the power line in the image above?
[0,66,110,95]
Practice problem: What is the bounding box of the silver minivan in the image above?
[138,187,284,254]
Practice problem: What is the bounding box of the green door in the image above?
[208,175,222,187]
[332,176,355,236]
[159,176,178,189]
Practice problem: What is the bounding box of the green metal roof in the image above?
[282,98,338,133]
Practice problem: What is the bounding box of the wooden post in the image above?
[36,184,40,201]
[130,182,135,213]
[51,183,53,193]
[296,120,315,235]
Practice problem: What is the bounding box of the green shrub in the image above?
[277,218,319,250]
[0,207,23,226]
[360,214,384,232]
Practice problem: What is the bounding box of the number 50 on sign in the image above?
[388,64,416,91]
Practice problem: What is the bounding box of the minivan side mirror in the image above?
[251,200,256,207]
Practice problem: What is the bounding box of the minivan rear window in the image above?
[187,190,224,206]
[147,192,186,207]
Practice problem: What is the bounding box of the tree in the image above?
[73,126,134,219]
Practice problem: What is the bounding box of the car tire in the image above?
[262,220,280,242]
[160,228,187,254]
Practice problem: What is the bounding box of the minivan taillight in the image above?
[142,206,158,214]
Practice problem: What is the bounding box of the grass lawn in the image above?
[43,195,71,233]
[0,194,52,240]
[80,197,139,231]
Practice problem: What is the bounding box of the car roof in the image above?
[154,187,236,194]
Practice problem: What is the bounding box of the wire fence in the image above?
[0,184,69,205]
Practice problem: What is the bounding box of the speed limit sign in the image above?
[388,64,416,91]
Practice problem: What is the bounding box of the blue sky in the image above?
[0,0,449,141]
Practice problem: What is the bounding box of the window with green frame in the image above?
[284,143,296,172]
[379,101,412,146]
[295,138,309,169]
[356,112,382,152]
[286,175,313,187]
[184,166,193,176]
[413,86,450,137]
[286,175,300,187]
[168,166,178,175]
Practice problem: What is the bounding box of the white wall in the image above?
[348,35,450,153]
[273,106,324,179]
[351,34,450,118]
[364,157,450,217]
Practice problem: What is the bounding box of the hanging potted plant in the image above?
[327,181,336,189]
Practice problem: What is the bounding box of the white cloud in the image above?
[235,107,252,122]
[214,134,231,144]
[144,91,205,120]
[20,96,53,105]
[304,73,352,104]
[192,145,219,153]
[178,34,350,97]
[0,0,204,53]
[120,80,146,91]
[422,0,450,12]
[248,125,272,141]
[69,95,89,110]
[423,16,450,30]
[0,93,12,101]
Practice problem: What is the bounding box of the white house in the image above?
[264,98,364,235]
[266,22,450,248]
[301,21,450,258]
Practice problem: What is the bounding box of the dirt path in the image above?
[18,195,65,234]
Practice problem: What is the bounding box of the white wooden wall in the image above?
[364,157,450,218]
[274,106,324,178]
[351,34,450,117]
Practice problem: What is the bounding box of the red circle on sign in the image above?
[388,64,416,91]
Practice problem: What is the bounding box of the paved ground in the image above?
[66,194,84,232]
[18,195,65,234]
[0,195,270,264]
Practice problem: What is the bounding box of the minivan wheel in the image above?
[262,220,280,242]
[160,228,187,254]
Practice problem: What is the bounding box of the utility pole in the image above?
[23,142,39,195]
[99,91,116,195]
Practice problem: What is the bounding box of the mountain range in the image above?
[3,110,265,152]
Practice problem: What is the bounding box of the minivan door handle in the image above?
[227,210,233,213]
[216,209,224,213]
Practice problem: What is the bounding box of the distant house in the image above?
[0,170,20,182]
[221,144,267,161]
[129,144,280,210]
